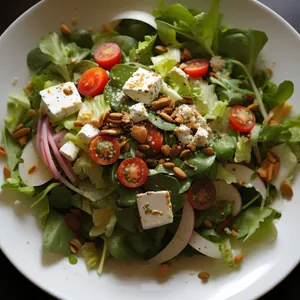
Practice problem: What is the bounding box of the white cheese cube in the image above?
[59,141,80,161]
[77,124,100,144]
[122,68,163,105]
[174,124,193,146]
[129,103,149,123]
[40,82,82,123]
[137,191,173,230]
[168,66,189,82]
[193,127,211,147]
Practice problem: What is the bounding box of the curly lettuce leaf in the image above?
[81,242,99,270]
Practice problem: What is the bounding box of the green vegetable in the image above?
[4,103,27,135]
[73,152,108,189]
[36,196,50,229]
[116,207,139,233]
[212,136,236,161]
[148,111,177,131]
[179,178,192,194]
[31,182,61,208]
[183,152,216,177]
[71,195,93,215]
[2,128,22,171]
[43,211,76,256]
[66,28,93,49]
[81,242,99,270]
[78,180,114,203]
[126,232,154,255]
[201,229,221,243]
[92,31,119,48]
[55,115,77,132]
[89,207,116,237]
[98,237,108,275]
[109,35,138,55]
[234,136,252,164]
[216,163,237,184]
[219,238,234,267]
[27,48,51,72]
[68,254,78,265]
[64,133,89,153]
[48,185,73,209]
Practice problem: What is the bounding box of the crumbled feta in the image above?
[176,104,198,123]
[193,127,212,147]
[40,82,82,123]
[174,124,194,146]
[123,68,163,105]
[59,141,80,161]
[137,191,173,230]
[77,124,100,144]
[129,103,149,123]
[210,56,225,72]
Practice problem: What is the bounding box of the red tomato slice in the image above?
[188,180,216,210]
[183,59,209,78]
[117,158,148,188]
[94,43,121,70]
[229,105,256,133]
[146,125,163,153]
[90,135,120,165]
[78,67,108,97]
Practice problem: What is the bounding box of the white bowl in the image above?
[1,0,300,299]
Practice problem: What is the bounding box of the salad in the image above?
[1,0,299,277]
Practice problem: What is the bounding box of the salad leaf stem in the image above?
[97,237,108,275]
[226,59,268,119]
[242,193,260,210]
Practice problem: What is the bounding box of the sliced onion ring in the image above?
[147,198,195,264]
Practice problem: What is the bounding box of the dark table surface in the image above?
[1,0,300,299]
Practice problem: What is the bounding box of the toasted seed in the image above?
[257,167,267,178]
[234,253,244,265]
[0,146,4,151]
[161,144,171,156]
[266,152,277,163]
[203,220,212,228]
[137,144,150,151]
[151,97,171,110]
[69,238,82,254]
[90,120,101,127]
[163,162,175,169]
[173,167,187,180]
[28,165,36,175]
[179,62,188,70]
[231,229,238,237]
[170,144,182,158]
[12,127,30,139]
[131,125,148,143]
[175,115,184,124]
[74,120,85,127]
[183,95,192,101]
[171,108,179,119]
[181,48,192,61]
[101,128,121,136]
[109,112,123,120]
[273,161,280,179]
[155,45,168,54]
[121,142,131,153]
[157,264,169,278]
[63,88,73,96]
[27,109,36,117]
[238,179,244,186]
[99,111,110,127]
[3,165,11,178]
[24,81,34,95]
[163,107,174,115]
[135,149,144,158]
[145,158,156,165]
[179,149,191,159]
[202,147,214,156]
[266,163,274,183]
[198,272,210,281]
[107,118,122,124]
[60,23,72,35]
[280,180,293,200]
[158,158,165,165]
[159,112,174,123]
[247,103,259,112]
[166,99,175,109]
[0,149,7,157]
[187,143,196,152]
[15,123,24,131]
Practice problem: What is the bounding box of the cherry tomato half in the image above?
[117,158,148,188]
[183,59,209,78]
[94,43,121,70]
[78,67,108,97]
[146,125,163,153]
[188,179,216,210]
[229,105,256,133]
[90,135,120,165]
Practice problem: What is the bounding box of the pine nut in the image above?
[131,126,147,143]
[27,109,36,117]
[273,161,280,179]
[170,144,182,158]
[234,253,244,265]
[231,229,238,237]
[155,45,168,54]
[0,149,7,157]
[151,97,171,110]
[203,220,212,228]
[203,147,215,156]
[163,162,175,168]
[161,144,171,156]
[280,181,293,200]
[74,120,85,127]
[173,167,187,180]
[109,112,123,120]
[198,272,210,281]
[12,128,30,139]
[101,128,121,136]
[60,23,72,35]
[179,149,191,158]
[159,112,174,123]
[137,144,150,151]
[3,165,11,178]
[28,165,36,175]
[266,163,274,183]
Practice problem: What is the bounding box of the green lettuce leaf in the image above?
[216,164,237,184]
[64,133,89,153]
[89,207,116,237]
[71,195,93,215]
[9,93,31,109]
[234,136,251,163]
[81,242,99,270]
[73,152,108,189]
[78,180,114,203]
[168,66,191,96]
[219,238,234,267]
[31,182,61,208]
[55,115,78,132]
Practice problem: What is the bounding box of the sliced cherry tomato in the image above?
[94,43,121,70]
[117,158,148,188]
[90,135,120,165]
[229,105,256,133]
[183,59,209,78]
[188,179,216,210]
[78,67,108,97]
[146,125,163,153]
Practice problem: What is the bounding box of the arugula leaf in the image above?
[31,182,61,208]
[48,185,73,209]
[155,20,179,46]
[2,128,22,171]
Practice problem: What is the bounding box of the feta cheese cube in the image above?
[77,124,100,144]
[123,68,163,105]
[193,127,211,147]
[59,141,80,161]
[129,103,148,123]
[174,124,193,146]
[168,66,189,82]
[40,82,82,123]
[137,191,173,230]
[176,104,197,123]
